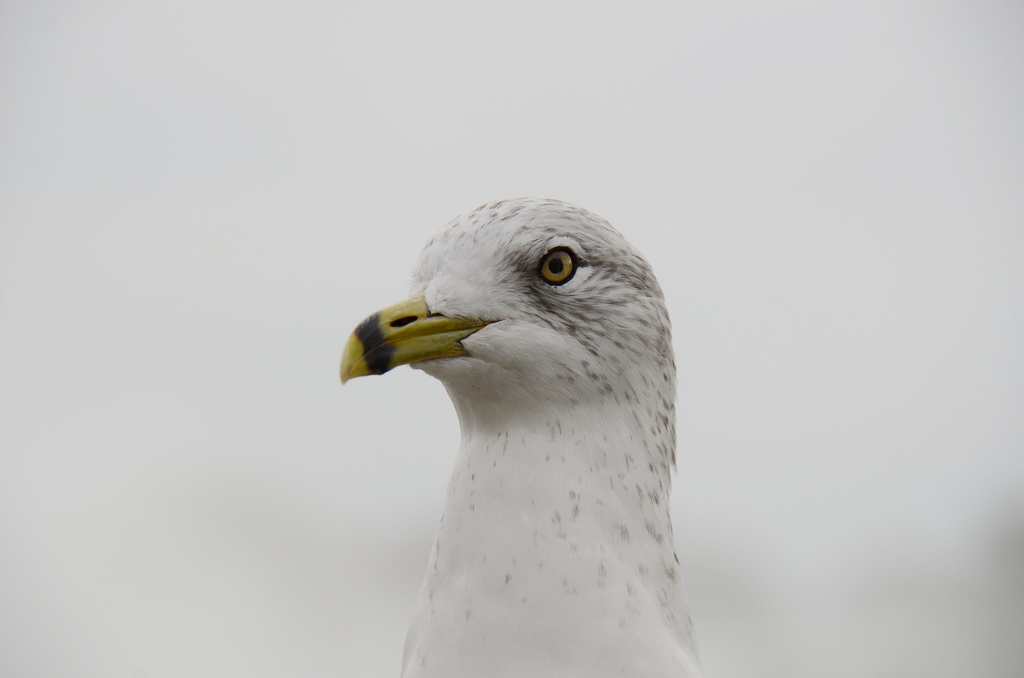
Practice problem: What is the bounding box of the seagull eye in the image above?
[538,248,577,285]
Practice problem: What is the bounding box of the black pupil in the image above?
[548,256,564,275]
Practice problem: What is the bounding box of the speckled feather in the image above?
[402,198,701,678]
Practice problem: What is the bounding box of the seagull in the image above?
[340,198,702,678]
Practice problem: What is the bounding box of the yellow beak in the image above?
[340,293,490,383]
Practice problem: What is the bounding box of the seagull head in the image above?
[341,198,675,424]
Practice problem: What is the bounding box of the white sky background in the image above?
[1,1,1022,676]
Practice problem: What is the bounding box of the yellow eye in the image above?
[539,248,577,285]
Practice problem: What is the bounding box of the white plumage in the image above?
[345,198,701,678]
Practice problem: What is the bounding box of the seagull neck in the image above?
[426,396,681,596]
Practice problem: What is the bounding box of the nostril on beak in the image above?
[390,316,418,328]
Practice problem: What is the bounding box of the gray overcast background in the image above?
[1,1,1022,677]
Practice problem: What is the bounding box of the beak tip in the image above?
[339,363,359,385]
[340,334,369,385]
